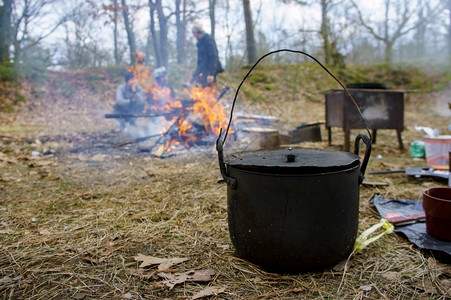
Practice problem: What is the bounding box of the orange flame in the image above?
[177,117,196,142]
[128,51,179,112]
[128,51,154,95]
[188,85,228,135]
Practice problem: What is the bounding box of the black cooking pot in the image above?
[216,49,372,273]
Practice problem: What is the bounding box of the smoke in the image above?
[126,117,174,139]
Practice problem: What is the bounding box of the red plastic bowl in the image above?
[423,187,451,241]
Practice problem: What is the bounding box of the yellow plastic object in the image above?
[353,219,394,253]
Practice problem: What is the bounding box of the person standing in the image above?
[114,71,145,130]
[191,24,223,87]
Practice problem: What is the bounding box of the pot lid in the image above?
[225,148,360,174]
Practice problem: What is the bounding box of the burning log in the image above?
[150,116,184,157]
[106,85,232,156]
[104,99,197,119]
[105,87,229,120]
[105,112,175,119]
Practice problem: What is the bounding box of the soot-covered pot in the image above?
[217,136,370,272]
[216,49,372,273]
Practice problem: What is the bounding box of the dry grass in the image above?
[1,70,451,299]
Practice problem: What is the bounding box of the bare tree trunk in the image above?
[175,0,187,64]
[121,0,137,65]
[414,2,426,58]
[209,0,216,39]
[0,0,12,62]
[225,0,233,70]
[155,0,168,68]
[320,0,332,64]
[145,26,152,65]
[383,0,391,63]
[242,0,257,64]
[448,0,451,59]
[113,0,120,65]
[149,1,162,67]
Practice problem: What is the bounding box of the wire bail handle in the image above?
[215,49,372,188]
[217,49,372,146]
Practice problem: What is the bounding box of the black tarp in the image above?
[370,194,451,263]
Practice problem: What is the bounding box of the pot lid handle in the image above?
[217,49,372,147]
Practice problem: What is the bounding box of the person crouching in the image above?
[114,71,145,130]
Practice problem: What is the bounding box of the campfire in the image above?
[105,54,234,157]
[104,52,288,157]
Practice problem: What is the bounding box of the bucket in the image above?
[423,136,451,169]
[423,187,451,241]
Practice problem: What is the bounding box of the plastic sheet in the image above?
[370,194,451,262]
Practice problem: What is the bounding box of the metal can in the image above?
[409,140,425,158]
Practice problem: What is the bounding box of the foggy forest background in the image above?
[0,0,450,79]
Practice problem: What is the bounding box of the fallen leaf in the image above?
[333,259,352,272]
[134,254,188,270]
[427,257,451,278]
[72,292,86,299]
[441,279,451,292]
[382,271,401,281]
[98,238,120,258]
[123,292,133,299]
[156,269,216,289]
[190,269,215,282]
[127,268,156,280]
[134,254,167,268]
[360,284,373,291]
[422,279,438,294]
[192,286,226,299]
[0,276,13,284]
[252,277,262,283]
[158,257,189,271]
[80,254,99,265]
[39,229,52,236]
[414,278,437,294]
[158,272,190,289]
[441,265,451,277]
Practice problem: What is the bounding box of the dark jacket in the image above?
[193,33,223,86]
